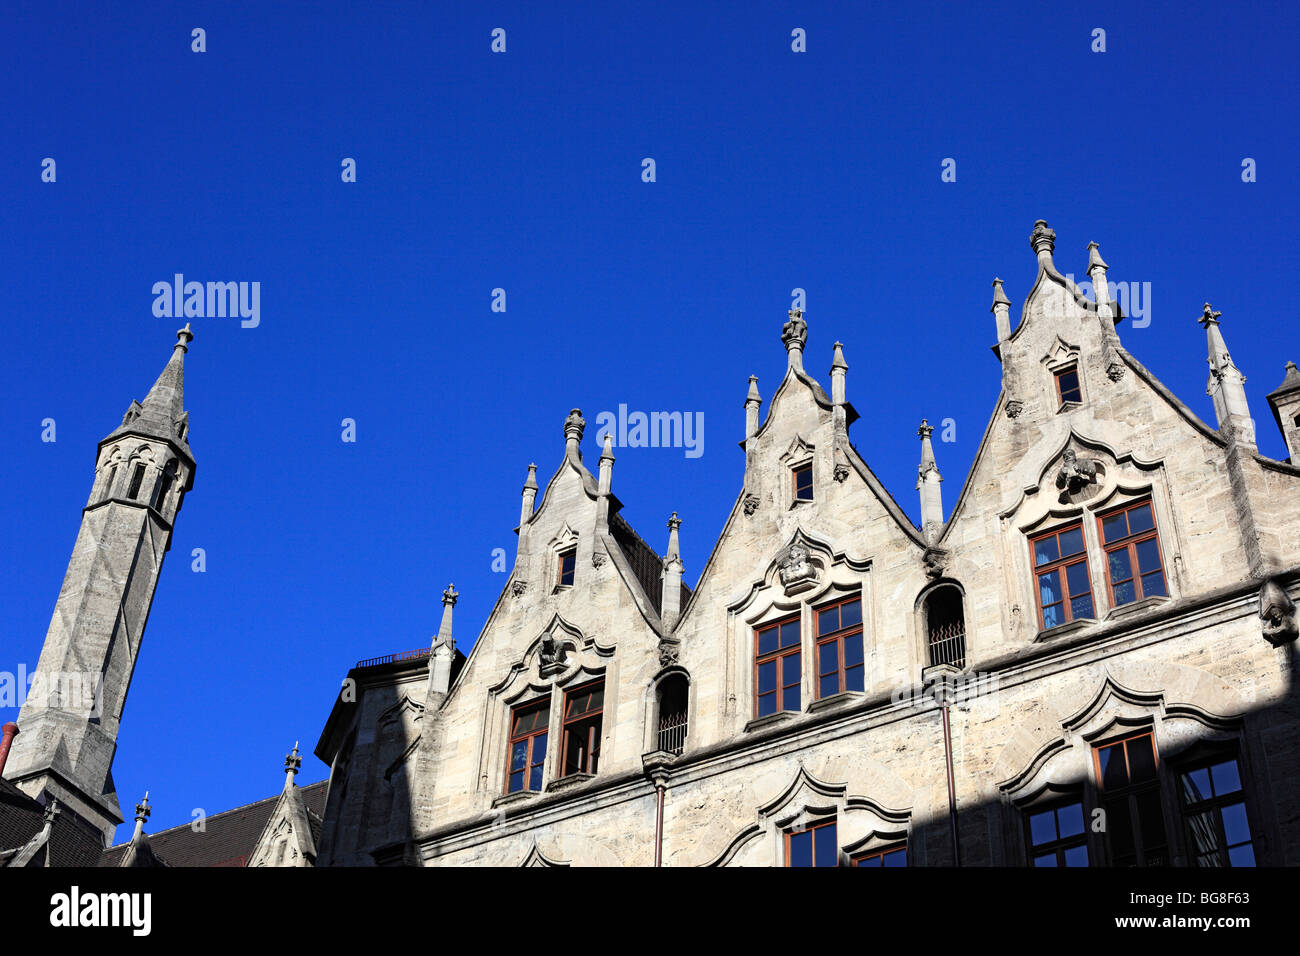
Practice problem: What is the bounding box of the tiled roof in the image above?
[99,780,328,868]
[609,512,692,617]
[0,777,106,867]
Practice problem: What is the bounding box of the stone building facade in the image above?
[314,220,1300,867]
[6,220,1300,868]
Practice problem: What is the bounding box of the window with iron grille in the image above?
[786,819,837,867]
[1179,756,1255,867]
[923,585,966,668]
[754,614,801,717]
[851,843,907,867]
[656,674,688,756]
[1031,522,1094,628]
[561,680,603,777]
[1026,800,1089,866]
[1099,499,1166,607]
[815,594,863,697]
[505,700,549,794]
[1094,731,1168,866]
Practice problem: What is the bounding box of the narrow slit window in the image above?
[1099,499,1166,606]
[793,463,814,501]
[1056,366,1083,405]
[126,463,146,500]
[1030,523,1094,629]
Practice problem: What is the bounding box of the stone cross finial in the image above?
[43,799,62,827]
[1199,302,1222,328]
[176,323,194,349]
[285,742,302,777]
[135,791,152,824]
[442,583,459,607]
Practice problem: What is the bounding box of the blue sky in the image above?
[2,0,1297,840]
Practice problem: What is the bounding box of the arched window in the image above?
[126,462,147,500]
[922,584,966,668]
[656,673,689,755]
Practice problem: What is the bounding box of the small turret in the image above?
[916,420,944,542]
[660,514,684,630]
[1266,361,1300,463]
[1200,303,1257,448]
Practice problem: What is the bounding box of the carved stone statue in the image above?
[539,635,569,674]
[658,640,681,667]
[1055,449,1101,501]
[781,309,808,351]
[778,543,816,591]
[1259,580,1298,646]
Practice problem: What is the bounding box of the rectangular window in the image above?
[815,595,864,699]
[1099,499,1166,607]
[754,614,801,717]
[1026,800,1090,866]
[793,463,813,501]
[560,680,603,777]
[1031,523,1094,629]
[1180,757,1255,867]
[786,819,837,867]
[557,547,576,588]
[1094,731,1168,866]
[1055,366,1083,405]
[506,700,550,794]
[852,843,907,867]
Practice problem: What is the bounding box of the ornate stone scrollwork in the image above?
[658,640,681,667]
[1259,580,1298,647]
[1005,400,1024,419]
[511,580,528,598]
[1106,362,1125,382]
[743,493,760,516]
[591,551,606,569]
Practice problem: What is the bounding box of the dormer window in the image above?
[1055,366,1083,406]
[557,547,576,589]
[792,463,813,502]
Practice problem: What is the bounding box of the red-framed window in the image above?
[1179,756,1255,867]
[1031,522,1094,629]
[755,614,801,717]
[1055,366,1083,405]
[793,463,813,501]
[560,680,603,777]
[1094,731,1168,866]
[557,547,576,588]
[505,699,550,794]
[1099,499,1166,606]
[815,595,864,698]
[786,819,837,867]
[852,843,907,867]
[1026,800,1090,866]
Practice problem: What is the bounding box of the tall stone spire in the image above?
[428,585,459,701]
[744,376,762,440]
[916,420,944,542]
[660,514,684,630]
[517,463,538,565]
[5,328,198,843]
[1200,303,1256,448]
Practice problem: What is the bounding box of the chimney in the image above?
[0,722,18,776]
